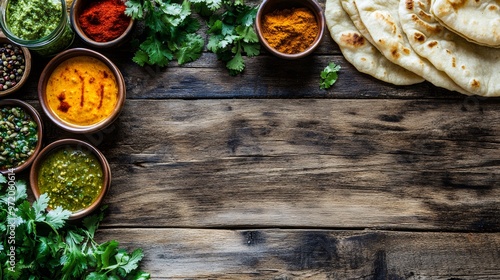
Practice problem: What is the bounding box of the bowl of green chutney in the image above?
[30,139,110,220]
[0,0,74,56]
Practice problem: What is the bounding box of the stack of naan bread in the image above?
[325,0,500,96]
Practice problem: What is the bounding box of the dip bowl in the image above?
[70,0,135,48]
[30,138,111,220]
[0,99,43,174]
[0,0,74,56]
[255,0,325,59]
[0,35,32,97]
[38,48,125,134]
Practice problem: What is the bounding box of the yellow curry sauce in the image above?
[46,56,118,126]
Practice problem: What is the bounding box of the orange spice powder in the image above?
[261,7,319,54]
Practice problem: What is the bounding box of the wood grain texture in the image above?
[12,0,500,278]
[41,99,498,231]
[96,229,500,279]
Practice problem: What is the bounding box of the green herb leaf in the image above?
[226,51,245,74]
[176,33,205,65]
[119,249,144,274]
[190,0,223,11]
[320,62,342,89]
[32,193,49,221]
[203,0,260,75]
[45,206,72,230]
[125,0,143,19]
[0,178,150,279]
[128,0,203,68]
[140,36,174,67]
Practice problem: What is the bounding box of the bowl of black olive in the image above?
[0,36,31,97]
[0,99,43,174]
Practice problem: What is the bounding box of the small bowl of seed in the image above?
[0,36,31,97]
[0,99,43,174]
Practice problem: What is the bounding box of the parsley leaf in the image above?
[126,0,204,67]
[0,175,150,279]
[199,0,260,75]
[175,33,205,64]
[320,62,342,89]
[124,0,143,19]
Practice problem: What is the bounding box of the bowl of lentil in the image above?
[38,48,126,134]
[0,99,43,174]
[0,36,31,97]
[255,0,325,59]
[70,0,135,48]
[30,138,111,220]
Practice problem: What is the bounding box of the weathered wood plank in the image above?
[39,99,499,231]
[16,51,463,101]
[96,229,500,279]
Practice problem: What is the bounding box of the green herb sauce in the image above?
[0,106,38,169]
[6,0,62,40]
[37,146,104,212]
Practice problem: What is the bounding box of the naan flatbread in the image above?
[340,0,376,45]
[324,0,423,85]
[354,0,472,95]
[400,0,500,96]
[431,0,500,48]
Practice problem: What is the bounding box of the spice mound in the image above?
[45,56,119,126]
[37,146,104,212]
[261,7,319,54]
[78,0,130,42]
[0,106,38,170]
[0,43,26,92]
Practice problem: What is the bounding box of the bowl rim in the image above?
[255,0,325,59]
[70,0,135,48]
[0,36,32,97]
[0,99,43,174]
[29,138,111,220]
[37,47,126,134]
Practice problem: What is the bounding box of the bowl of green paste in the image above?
[30,139,110,220]
[0,0,74,56]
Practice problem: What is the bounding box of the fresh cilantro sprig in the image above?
[192,0,260,75]
[320,62,341,89]
[0,175,150,280]
[125,0,204,67]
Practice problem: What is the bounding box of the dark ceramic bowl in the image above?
[0,99,43,174]
[38,48,125,134]
[255,0,325,59]
[70,0,135,48]
[30,138,111,220]
[0,35,31,97]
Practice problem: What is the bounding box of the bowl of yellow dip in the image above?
[30,138,111,220]
[38,48,125,133]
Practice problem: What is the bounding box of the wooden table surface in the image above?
[14,0,500,278]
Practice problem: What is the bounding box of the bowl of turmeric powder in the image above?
[37,48,126,134]
[255,0,325,59]
[70,0,135,48]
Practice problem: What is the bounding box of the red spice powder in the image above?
[78,0,130,42]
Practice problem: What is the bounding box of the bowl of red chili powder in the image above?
[70,0,134,48]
